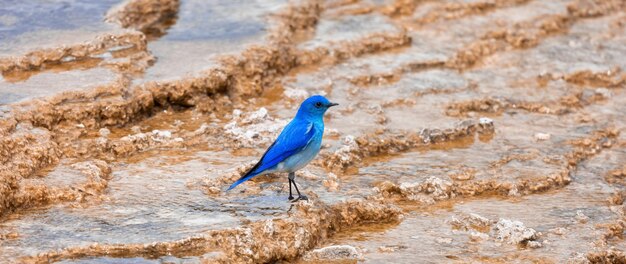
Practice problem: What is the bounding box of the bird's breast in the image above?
[278,134,322,173]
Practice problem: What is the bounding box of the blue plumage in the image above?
[227,95,337,201]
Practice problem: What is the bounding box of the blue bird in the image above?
[227,95,338,201]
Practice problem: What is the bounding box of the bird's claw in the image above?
[289,195,308,203]
[288,196,294,201]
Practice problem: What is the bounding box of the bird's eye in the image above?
[315,102,322,108]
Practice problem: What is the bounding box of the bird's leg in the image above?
[291,178,308,201]
[288,172,307,202]
[288,179,294,201]
[288,173,295,201]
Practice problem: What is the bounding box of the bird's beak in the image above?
[328,102,339,107]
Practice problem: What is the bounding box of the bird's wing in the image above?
[227,119,315,190]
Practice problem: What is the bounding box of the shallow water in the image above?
[137,0,288,82]
[0,0,121,53]
[0,0,625,263]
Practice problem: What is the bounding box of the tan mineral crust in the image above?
[0,0,625,263]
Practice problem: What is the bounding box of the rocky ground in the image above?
[0,0,625,263]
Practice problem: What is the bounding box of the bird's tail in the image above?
[226,171,259,191]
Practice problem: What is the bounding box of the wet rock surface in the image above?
[302,244,362,261]
[1,0,626,263]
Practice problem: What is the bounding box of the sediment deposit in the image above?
[0,0,625,263]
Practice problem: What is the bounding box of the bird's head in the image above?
[296,95,338,120]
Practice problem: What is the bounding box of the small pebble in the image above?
[527,240,543,248]
[575,210,589,224]
[534,132,551,141]
[98,128,111,138]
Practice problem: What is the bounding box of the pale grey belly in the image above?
[273,139,321,173]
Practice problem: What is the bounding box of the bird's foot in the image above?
[288,195,295,201]
[289,195,308,203]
